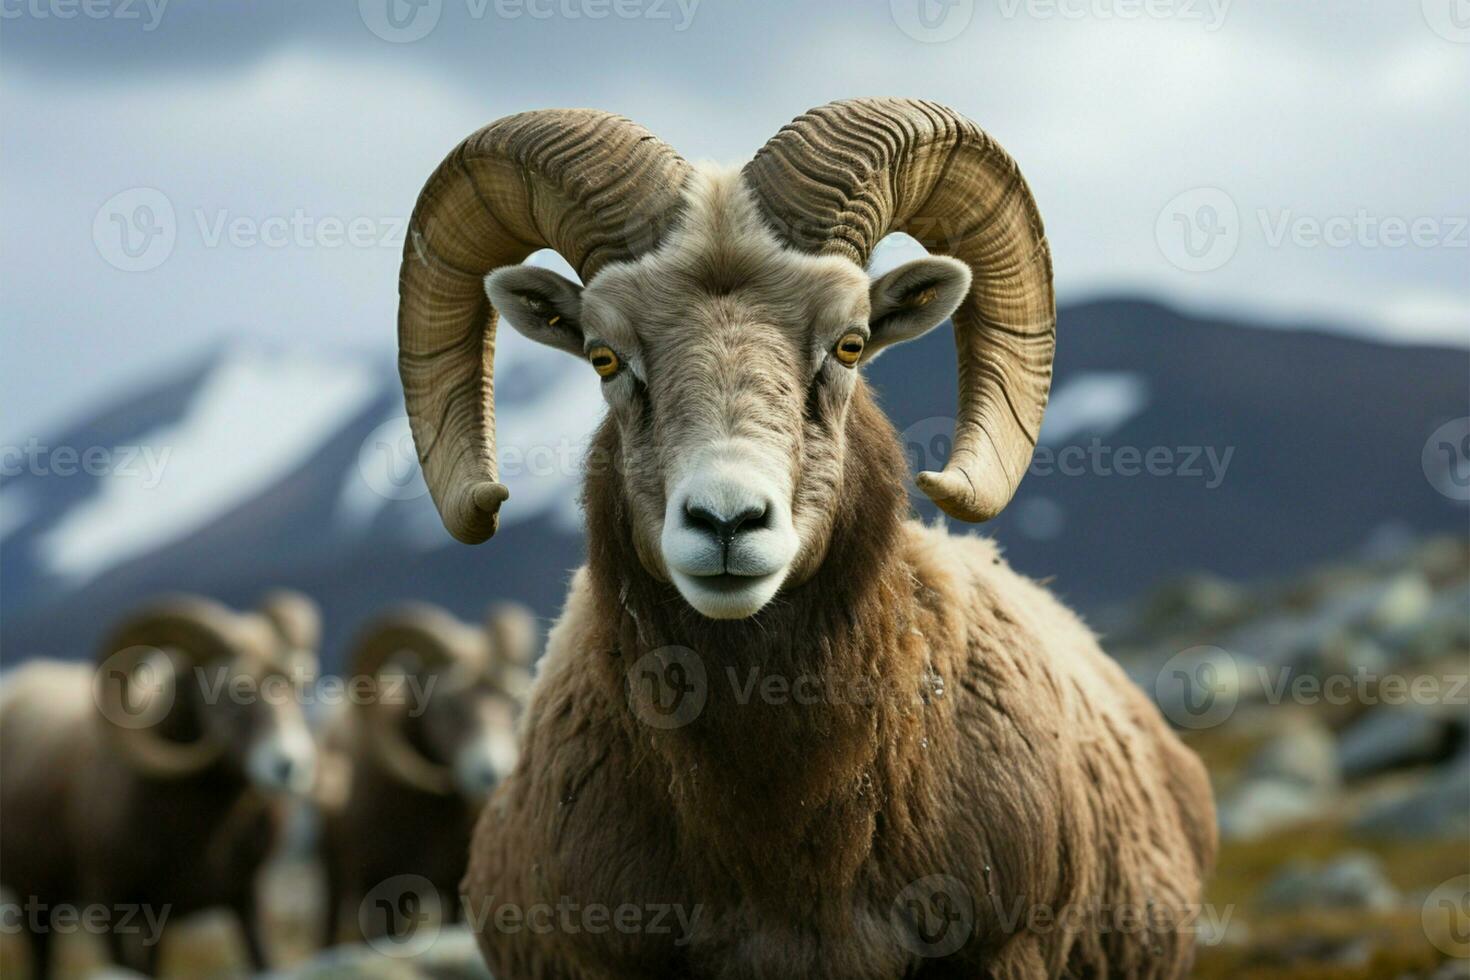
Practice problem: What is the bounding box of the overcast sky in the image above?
[2,0,1466,441]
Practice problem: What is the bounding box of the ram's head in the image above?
[346,602,534,800]
[94,591,320,793]
[399,99,1053,619]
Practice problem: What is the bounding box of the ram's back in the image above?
[904,519,1217,975]
[0,661,95,900]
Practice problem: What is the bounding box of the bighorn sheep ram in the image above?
[0,592,319,977]
[319,601,535,944]
[395,99,1217,977]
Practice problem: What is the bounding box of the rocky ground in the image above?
[3,537,1466,978]
[1106,535,1470,979]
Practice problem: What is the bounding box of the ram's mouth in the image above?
[670,569,785,620]
[693,573,765,592]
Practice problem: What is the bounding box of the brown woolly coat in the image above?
[0,663,283,976]
[464,388,1216,978]
[318,711,483,943]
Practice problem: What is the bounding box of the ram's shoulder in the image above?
[899,519,1097,649]
[522,566,598,705]
[0,660,93,732]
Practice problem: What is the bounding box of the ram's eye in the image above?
[588,346,621,378]
[833,332,865,366]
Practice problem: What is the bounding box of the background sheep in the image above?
[393,98,1217,978]
[0,591,320,978]
[318,601,535,946]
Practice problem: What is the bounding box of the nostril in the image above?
[684,503,769,547]
[737,505,769,533]
[273,757,295,784]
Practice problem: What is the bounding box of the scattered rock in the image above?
[1430,958,1470,980]
[279,926,491,979]
[1137,574,1244,635]
[1245,721,1339,793]
[1411,536,1470,586]
[1218,614,1309,670]
[1219,778,1325,840]
[1338,707,1460,780]
[1290,632,1389,683]
[1380,583,1470,663]
[1353,757,1470,839]
[1258,934,1376,968]
[1240,571,1436,670]
[1258,851,1400,912]
[1352,571,1435,634]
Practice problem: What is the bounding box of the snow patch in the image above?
[334,319,603,548]
[36,348,376,582]
[1040,372,1150,445]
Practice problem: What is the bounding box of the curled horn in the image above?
[398,110,692,544]
[484,601,538,698]
[485,601,537,669]
[94,596,241,778]
[742,99,1055,521]
[348,603,485,794]
[258,589,321,656]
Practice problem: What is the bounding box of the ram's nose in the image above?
[247,728,317,796]
[661,458,801,620]
[683,501,770,550]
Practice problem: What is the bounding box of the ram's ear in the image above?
[866,257,972,358]
[485,265,585,357]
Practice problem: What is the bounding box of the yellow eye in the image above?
[834,332,865,366]
[588,346,620,378]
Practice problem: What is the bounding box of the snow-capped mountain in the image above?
[3,299,1465,668]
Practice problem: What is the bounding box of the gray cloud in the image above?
[2,0,1465,440]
